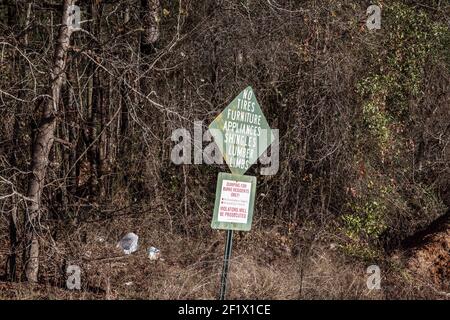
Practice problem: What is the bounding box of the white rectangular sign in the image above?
[217,179,251,224]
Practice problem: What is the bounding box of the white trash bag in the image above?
[148,246,161,260]
[117,232,139,255]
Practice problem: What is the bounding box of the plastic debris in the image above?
[124,282,133,286]
[148,246,161,260]
[117,232,139,255]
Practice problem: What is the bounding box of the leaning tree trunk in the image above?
[23,0,77,283]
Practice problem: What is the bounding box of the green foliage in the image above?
[341,193,387,260]
[356,2,448,150]
[340,242,380,261]
[344,3,449,256]
[342,199,387,241]
[361,100,391,147]
[340,163,393,258]
[342,173,390,245]
[384,3,447,96]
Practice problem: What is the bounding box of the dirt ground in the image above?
[404,213,449,295]
[0,212,448,300]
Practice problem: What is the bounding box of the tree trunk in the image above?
[140,0,160,55]
[6,0,32,282]
[5,0,18,283]
[86,0,102,197]
[23,0,77,283]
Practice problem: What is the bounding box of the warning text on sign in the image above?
[218,180,251,224]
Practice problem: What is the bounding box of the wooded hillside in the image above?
[0,0,449,299]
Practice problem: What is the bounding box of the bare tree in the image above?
[140,0,161,55]
[23,0,78,283]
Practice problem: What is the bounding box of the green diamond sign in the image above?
[209,86,274,175]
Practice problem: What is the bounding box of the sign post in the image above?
[209,86,274,300]
[219,229,233,300]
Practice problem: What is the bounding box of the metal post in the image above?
[219,229,234,300]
